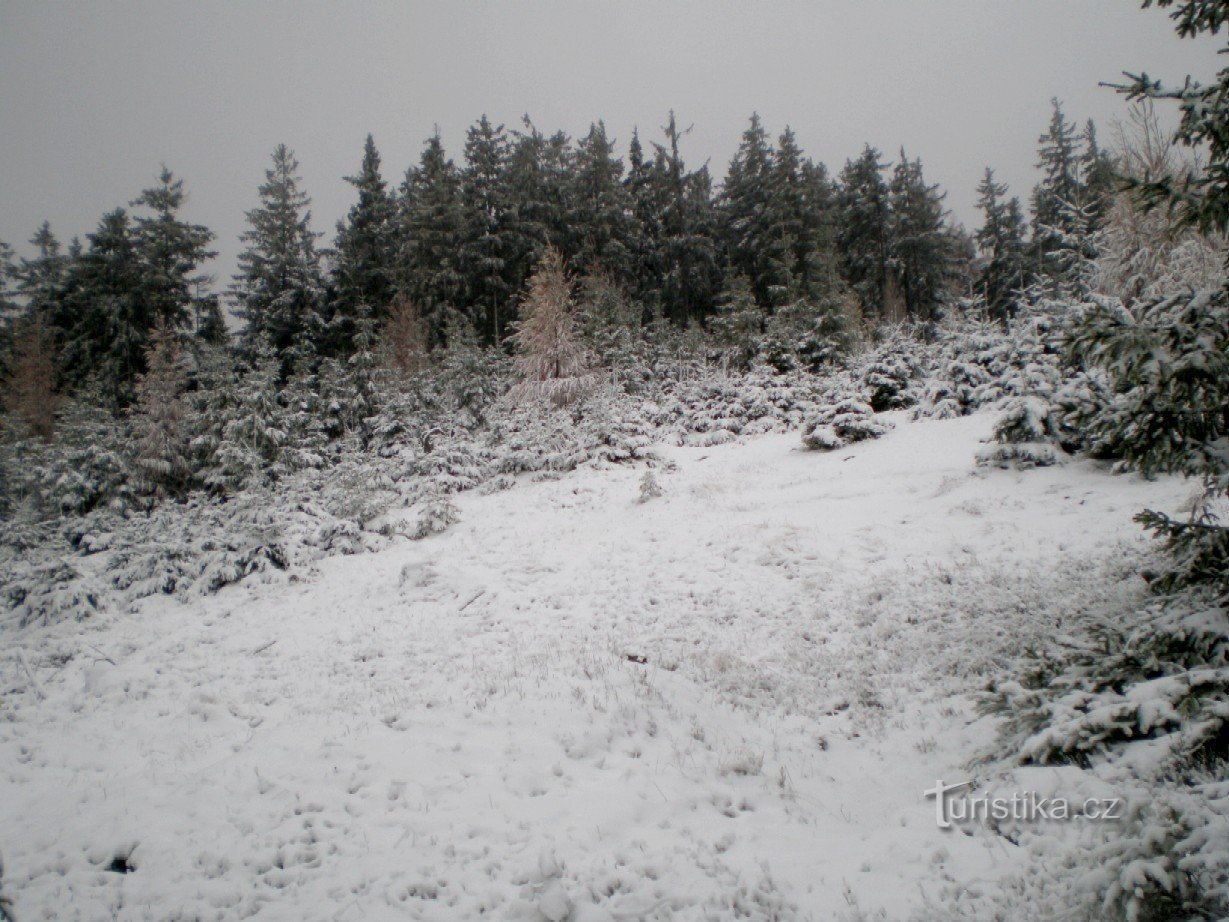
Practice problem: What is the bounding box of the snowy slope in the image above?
[0,411,1193,920]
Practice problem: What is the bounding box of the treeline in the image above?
[0,103,1113,420]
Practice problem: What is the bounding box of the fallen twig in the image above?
[85,643,117,666]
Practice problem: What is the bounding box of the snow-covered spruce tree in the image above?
[801,398,892,452]
[28,385,134,517]
[130,321,191,500]
[232,144,327,374]
[575,270,642,390]
[183,343,239,493]
[978,6,1229,916]
[861,327,922,411]
[508,247,595,405]
[130,167,221,343]
[207,344,287,493]
[974,167,1030,322]
[331,134,398,354]
[708,272,763,372]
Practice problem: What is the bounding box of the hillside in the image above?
[0,410,1190,920]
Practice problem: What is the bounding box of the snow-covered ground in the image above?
[0,410,1193,920]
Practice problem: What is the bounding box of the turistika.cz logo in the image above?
[923,779,1123,829]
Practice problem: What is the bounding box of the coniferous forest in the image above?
[1,2,1227,919]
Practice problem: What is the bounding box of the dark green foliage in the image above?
[648,113,723,327]
[130,167,219,341]
[837,146,895,321]
[459,116,514,345]
[232,144,326,374]
[708,273,762,370]
[566,121,636,288]
[399,132,467,348]
[888,150,952,321]
[54,209,149,404]
[975,168,1030,320]
[331,135,397,353]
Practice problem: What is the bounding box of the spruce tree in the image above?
[650,112,722,326]
[232,144,326,373]
[56,208,150,404]
[566,121,636,287]
[17,223,69,322]
[130,167,220,342]
[837,146,895,321]
[888,150,951,321]
[624,127,663,315]
[1079,0,1229,586]
[1030,99,1086,284]
[720,115,778,310]
[131,320,191,498]
[975,167,1029,321]
[0,240,16,326]
[400,131,466,347]
[709,272,763,370]
[504,117,569,304]
[459,116,513,345]
[332,134,397,353]
[209,344,287,491]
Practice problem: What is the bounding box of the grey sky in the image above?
[0,1,1218,294]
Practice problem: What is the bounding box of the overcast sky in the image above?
[0,1,1218,293]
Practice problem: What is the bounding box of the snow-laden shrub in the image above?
[637,469,663,503]
[983,589,1229,767]
[918,777,1229,922]
[411,494,460,540]
[914,307,1069,422]
[976,396,1062,469]
[801,398,892,451]
[861,331,922,411]
[650,367,855,445]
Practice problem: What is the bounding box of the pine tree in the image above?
[720,115,779,310]
[508,247,593,404]
[837,146,895,321]
[16,222,69,322]
[232,144,326,373]
[888,150,951,321]
[55,208,150,404]
[459,116,513,345]
[504,117,569,307]
[130,167,220,342]
[400,131,467,347]
[566,121,635,288]
[709,272,763,370]
[332,134,397,354]
[652,112,723,326]
[975,168,1030,320]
